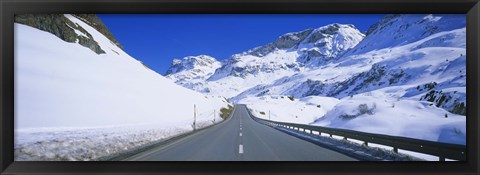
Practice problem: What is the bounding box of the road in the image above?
[124,104,357,161]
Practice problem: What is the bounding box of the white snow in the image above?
[165,55,221,88]
[239,95,340,124]
[14,15,231,160]
[65,23,89,39]
[313,88,466,145]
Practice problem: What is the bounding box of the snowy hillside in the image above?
[314,88,466,145]
[14,15,231,161]
[250,14,465,145]
[166,23,365,98]
[239,95,340,124]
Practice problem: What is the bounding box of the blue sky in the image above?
[98,14,385,75]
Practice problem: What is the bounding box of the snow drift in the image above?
[14,14,231,160]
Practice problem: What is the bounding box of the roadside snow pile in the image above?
[241,90,465,145]
[313,87,466,145]
[274,126,425,161]
[239,95,340,124]
[15,125,190,161]
[14,15,231,161]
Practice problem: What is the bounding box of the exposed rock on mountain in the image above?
[166,23,365,98]
[165,55,221,89]
[15,14,122,54]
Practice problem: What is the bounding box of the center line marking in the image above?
[239,145,244,154]
[240,133,242,136]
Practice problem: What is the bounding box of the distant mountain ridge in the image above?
[166,14,466,116]
[165,23,365,98]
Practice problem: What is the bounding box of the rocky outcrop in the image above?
[72,14,123,50]
[247,29,314,57]
[15,14,122,54]
[165,55,222,90]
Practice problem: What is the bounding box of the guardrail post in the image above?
[343,137,348,141]
[439,157,445,161]
[329,134,332,137]
[393,147,398,153]
[364,141,368,146]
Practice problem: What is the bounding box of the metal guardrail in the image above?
[247,109,466,161]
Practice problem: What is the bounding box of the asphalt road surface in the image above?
[124,104,357,161]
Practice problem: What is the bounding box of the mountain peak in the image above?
[244,23,363,58]
[166,55,220,75]
[316,23,356,34]
[296,23,364,66]
[165,55,221,90]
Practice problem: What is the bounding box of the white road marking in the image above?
[240,127,242,130]
[239,144,244,154]
[240,133,242,137]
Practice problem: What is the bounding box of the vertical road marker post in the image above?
[194,104,196,131]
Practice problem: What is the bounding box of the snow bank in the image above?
[239,95,340,124]
[313,88,466,145]
[14,15,231,160]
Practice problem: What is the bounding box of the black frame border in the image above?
[1,0,479,174]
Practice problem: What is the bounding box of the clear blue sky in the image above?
[98,14,385,75]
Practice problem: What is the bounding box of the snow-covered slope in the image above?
[240,14,466,145]
[314,88,465,145]
[240,95,340,124]
[14,15,231,160]
[234,14,466,114]
[166,23,365,98]
[347,14,465,56]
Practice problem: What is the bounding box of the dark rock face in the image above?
[15,14,122,54]
[420,90,466,115]
[365,14,401,36]
[165,55,219,75]
[72,14,123,50]
[299,79,327,97]
[247,29,314,57]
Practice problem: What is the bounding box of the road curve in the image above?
[124,104,357,161]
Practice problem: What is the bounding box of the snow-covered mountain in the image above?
[14,14,231,160]
[235,14,466,113]
[166,23,365,98]
[167,14,466,146]
[165,55,221,89]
